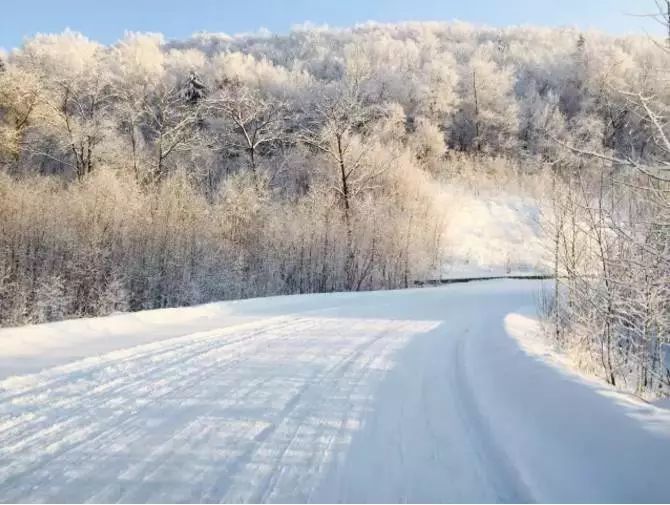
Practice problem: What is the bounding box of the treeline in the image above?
[0,165,441,324]
[0,18,668,398]
[2,24,667,178]
[0,29,454,325]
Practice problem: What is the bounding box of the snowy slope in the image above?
[440,185,551,276]
[1,280,669,503]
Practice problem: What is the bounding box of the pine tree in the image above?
[182,71,207,104]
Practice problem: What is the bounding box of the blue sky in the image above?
[0,0,663,49]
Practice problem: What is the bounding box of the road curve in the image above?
[0,280,669,503]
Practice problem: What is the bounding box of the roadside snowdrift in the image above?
[497,309,670,501]
[0,290,361,379]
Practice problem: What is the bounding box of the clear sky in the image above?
[0,0,664,50]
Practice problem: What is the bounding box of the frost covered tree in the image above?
[108,33,167,177]
[0,65,43,168]
[547,14,670,395]
[208,82,286,174]
[298,83,386,289]
[142,79,204,181]
[14,31,112,179]
[453,47,519,152]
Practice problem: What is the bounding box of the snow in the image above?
[499,308,670,501]
[438,262,546,280]
[1,280,670,502]
[0,291,364,379]
[440,185,551,275]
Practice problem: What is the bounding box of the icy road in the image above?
[1,280,669,503]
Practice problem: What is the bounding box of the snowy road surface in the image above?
[1,280,669,503]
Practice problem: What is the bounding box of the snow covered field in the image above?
[1,280,669,503]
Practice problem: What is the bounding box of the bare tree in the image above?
[208,82,287,174]
[298,84,391,289]
[143,83,203,182]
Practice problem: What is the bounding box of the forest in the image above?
[0,12,669,396]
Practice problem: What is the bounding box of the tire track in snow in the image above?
[0,315,300,404]
[253,325,400,503]
[0,317,305,500]
[451,336,535,503]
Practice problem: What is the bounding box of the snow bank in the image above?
[0,290,361,379]
[464,305,670,502]
[507,308,670,410]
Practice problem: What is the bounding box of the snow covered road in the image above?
[1,280,669,503]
